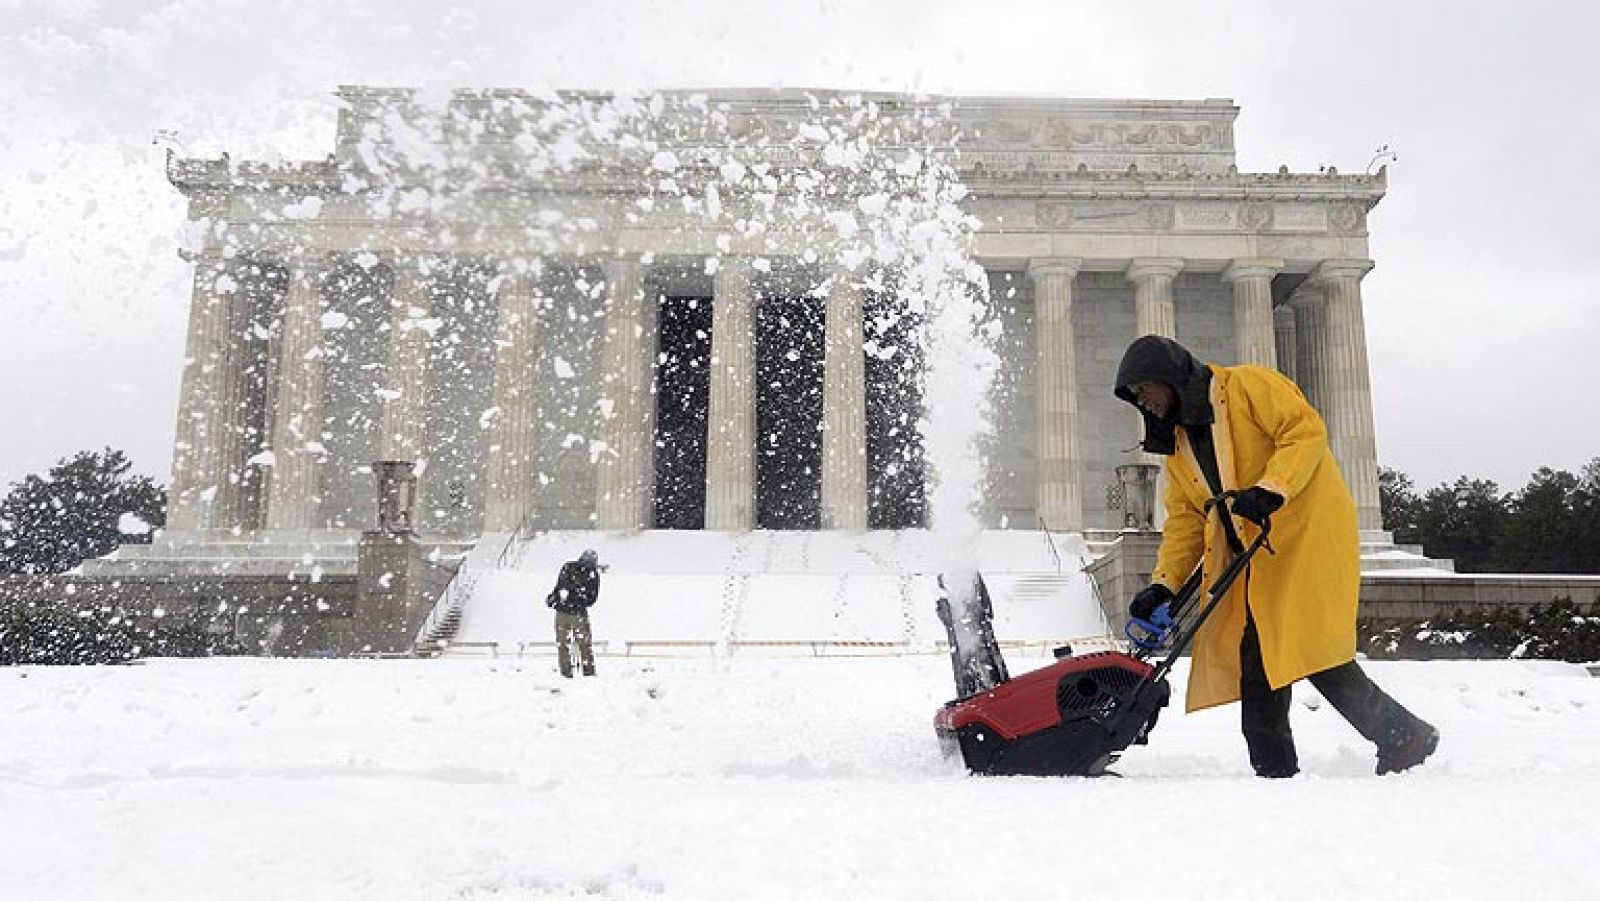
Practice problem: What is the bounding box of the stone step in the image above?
[1361,556,1456,572]
[76,557,360,578]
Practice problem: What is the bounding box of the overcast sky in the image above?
[1,0,1595,497]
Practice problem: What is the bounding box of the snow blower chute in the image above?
[934,492,1273,776]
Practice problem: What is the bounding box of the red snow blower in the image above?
[934,492,1272,776]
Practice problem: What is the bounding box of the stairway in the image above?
[1005,573,1084,603]
[426,530,1108,657]
[415,604,465,656]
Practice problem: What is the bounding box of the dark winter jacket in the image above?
[546,559,600,616]
[1113,334,1216,456]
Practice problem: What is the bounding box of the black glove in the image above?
[1230,486,1283,526]
[1129,583,1174,622]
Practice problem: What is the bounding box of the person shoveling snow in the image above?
[1114,334,1439,777]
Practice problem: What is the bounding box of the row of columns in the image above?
[167,250,1382,537]
[169,250,877,536]
[168,251,333,533]
[484,256,871,533]
[1024,256,1381,533]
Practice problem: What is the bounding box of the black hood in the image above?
[1113,335,1214,455]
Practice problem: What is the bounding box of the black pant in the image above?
[1239,609,1425,777]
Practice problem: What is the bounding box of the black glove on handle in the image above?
[1129,582,1174,622]
[1231,486,1283,526]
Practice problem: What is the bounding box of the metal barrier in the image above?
[1038,516,1064,574]
[431,638,1121,659]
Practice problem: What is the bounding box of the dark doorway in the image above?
[864,290,927,528]
[755,296,825,529]
[653,296,712,529]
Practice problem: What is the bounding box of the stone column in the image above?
[1028,258,1084,532]
[1222,258,1281,368]
[594,258,657,531]
[705,259,757,530]
[166,252,240,531]
[1289,282,1329,420]
[1274,303,1298,381]
[1126,258,1184,339]
[264,255,328,531]
[379,255,433,464]
[483,267,543,532]
[1126,258,1185,525]
[1308,259,1382,531]
[211,267,260,531]
[821,271,868,531]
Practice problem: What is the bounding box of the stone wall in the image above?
[528,265,608,529]
[1,534,462,659]
[1087,535,1600,638]
[1072,273,1140,530]
[981,269,1248,533]
[0,572,360,657]
[1359,574,1600,622]
[979,271,1037,529]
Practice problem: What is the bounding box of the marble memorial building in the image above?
[159,88,1389,549]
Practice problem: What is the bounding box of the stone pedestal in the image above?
[1028,258,1084,532]
[373,460,418,533]
[594,259,657,530]
[1083,532,1163,637]
[706,260,757,530]
[1222,258,1281,368]
[821,272,868,530]
[1115,463,1161,530]
[356,531,458,655]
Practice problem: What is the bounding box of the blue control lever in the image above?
[1124,602,1176,651]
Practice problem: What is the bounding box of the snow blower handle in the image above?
[1137,496,1275,682]
[1125,492,1274,658]
[1204,489,1277,549]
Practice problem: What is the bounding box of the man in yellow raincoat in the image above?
[1115,335,1438,777]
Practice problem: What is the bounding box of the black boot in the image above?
[1307,660,1438,775]
[1376,725,1440,775]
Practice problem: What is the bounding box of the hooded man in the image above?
[546,548,602,677]
[1114,335,1438,777]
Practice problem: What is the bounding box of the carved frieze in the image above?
[982,119,1039,144]
[1026,120,1225,151]
[1033,200,1183,231]
[1272,204,1327,232]
[1036,201,1074,229]
[1175,204,1236,230]
[1330,204,1367,235]
[1144,203,1175,230]
[963,150,1230,176]
[1238,202,1272,231]
[1026,198,1366,237]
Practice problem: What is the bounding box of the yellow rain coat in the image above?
[1148,364,1361,712]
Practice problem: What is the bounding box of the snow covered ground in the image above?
[2,653,1597,900]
